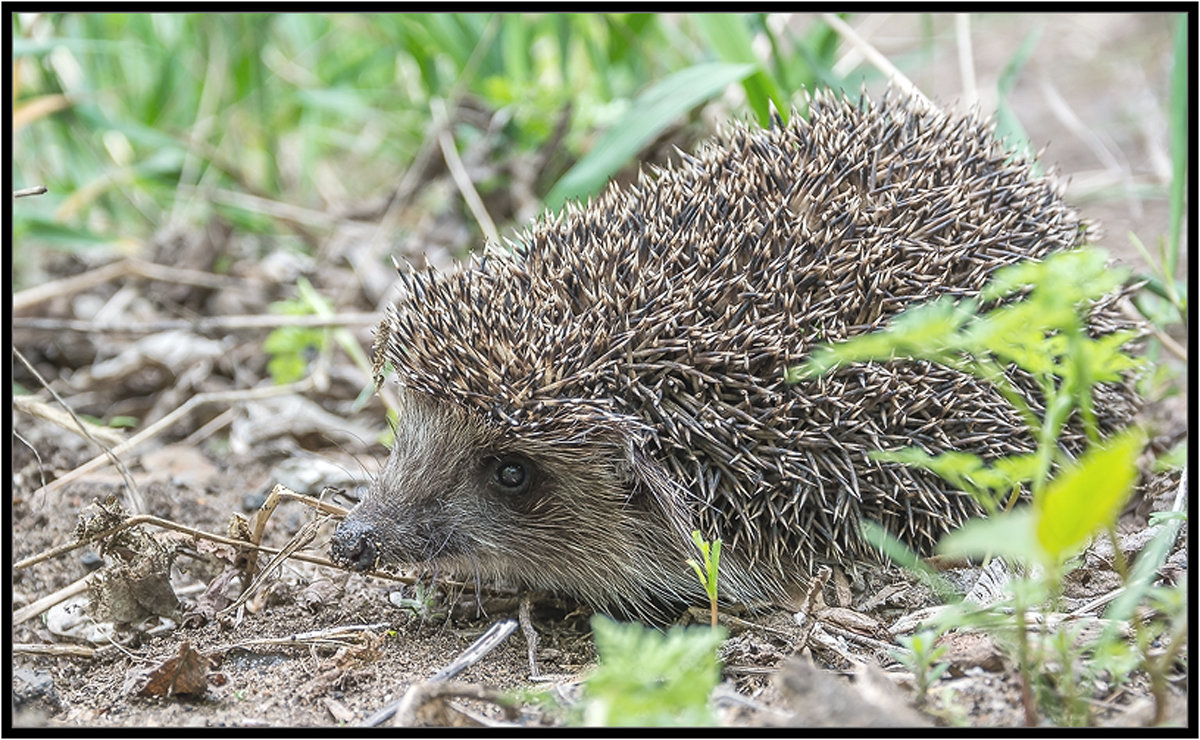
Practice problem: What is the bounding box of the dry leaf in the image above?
[136,641,211,698]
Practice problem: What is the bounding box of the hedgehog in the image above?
[330,89,1139,620]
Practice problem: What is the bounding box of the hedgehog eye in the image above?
[490,456,531,495]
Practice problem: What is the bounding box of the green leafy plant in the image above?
[263,278,331,384]
[791,247,1173,725]
[893,629,950,707]
[686,530,722,628]
[936,428,1143,576]
[263,277,378,394]
[389,582,445,620]
[576,616,726,726]
[791,248,1142,505]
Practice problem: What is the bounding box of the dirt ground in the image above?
[9,13,1189,729]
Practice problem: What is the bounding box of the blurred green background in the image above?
[10,12,1187,307]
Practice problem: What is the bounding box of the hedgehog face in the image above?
[330,390,701,615]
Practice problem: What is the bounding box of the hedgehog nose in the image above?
[331,518,380,572]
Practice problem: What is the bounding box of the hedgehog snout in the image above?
[330,516,383,572]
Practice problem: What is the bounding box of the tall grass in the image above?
[12,12,840,285]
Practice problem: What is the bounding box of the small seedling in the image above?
[264,279,331,384]
[893,629,949,707]
[686,530,722,628]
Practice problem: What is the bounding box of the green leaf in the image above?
[108,415,138,429]
[1035,428,1144,564]
[267,353,307,385]
[937,508,1039,563]
[12,217,120,251]
[546,62,756,209]
[981,249,1120,304]
[871,448,983,489]
[1074,331,1142,384]
[869,448,1036,511]
[861,521,960,602]
[692,14,786,126]
[788,296,975,381]
[581,616,725,726]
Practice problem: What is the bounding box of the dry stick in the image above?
[11,513,347,573]
[245,485,346,575]
[13,260,127,313]
[432,97,500,247]
[955,13,978,107]
[195,185,372,230]
[14,347,145,514]
[218,486,348,619]
[829,12,892,79]
[13,643,98,658]
[362,14,498,275]
[12,312,380,335]
[11,502,413,628]
[172,135,322,248]
[212,623,392,654]
[1122,299,1188,364]
[394,681,520,727]
[362,618,520,728]
[31,380,314,502]
[12,429,50,491]
[821,622,900,655]
[1040,78,1130,184]
[12,257,252,313]
[180,407,236,448]
[16,486,343,571]
[792,565,832,655]
[219,516,328,619]
[220,513,328,618]
[13,394,125,447]
[518,592,541,679]
[12,572,95,626]
[14,185,48,198]
[362,91,459,273]
[822,13,930,107]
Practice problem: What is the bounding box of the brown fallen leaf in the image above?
[135,641,211,698]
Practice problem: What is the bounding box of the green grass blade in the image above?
[692,13,786,126]
[993,26,1041,163]
[546,61,755,209]
[1166,12,1188,278]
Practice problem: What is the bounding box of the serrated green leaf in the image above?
[871,448,983,488]
[982,249,1122,305]
[583,616,725,726]
[1076,331,1142,383]
[788,296,975,380]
